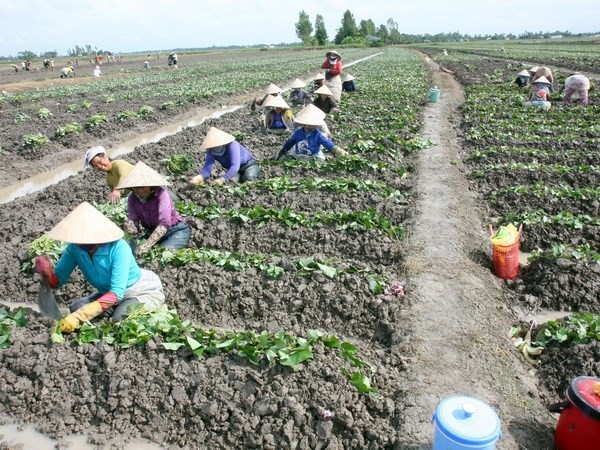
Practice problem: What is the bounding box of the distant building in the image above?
[550,35,564,39]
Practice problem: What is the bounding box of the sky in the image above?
[1,0,599,57]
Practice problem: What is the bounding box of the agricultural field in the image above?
[417,47,599,405]
[0,41,597,448]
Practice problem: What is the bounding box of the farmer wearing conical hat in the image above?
[116,162,191,256]
[561,72,591,105]
[34,202,165,333]
[272,104,348,161]
[251,83,282,111]
[532,66,554,88]
[313,85,340,114]
[190,127,260,186]
[309,72,325,93]
[342,73,356,92]
[262,95,295,134]
[514,69,532,88]
[321,50,343,101]
[83,146,134,205]
[287,78,313,108]
[524,76,552,110]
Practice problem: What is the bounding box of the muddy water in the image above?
[0,423,163,449]
[0,105,241,204]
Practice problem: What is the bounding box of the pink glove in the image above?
[34,255,59,287]
[97,292,118,311]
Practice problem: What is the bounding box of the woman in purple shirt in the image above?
[116,161,191,255]
[190,127,260,186]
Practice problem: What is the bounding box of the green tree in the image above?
[387,18,402,44]
[376,24,389,43]
[295,10,313,44]
[40,51,58,58]
[17,50,37,60]
[314,14,328,46]
[359,19,377,38]
[334,10,359,45]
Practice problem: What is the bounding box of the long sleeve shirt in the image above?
[127,187,184,230]
[321,60,343,80]
[282,127,335,156]
[54,240,141,299]
[200,142,255,181]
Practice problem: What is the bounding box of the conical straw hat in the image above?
[314,72,325,81]
[529,66,539,74]
[200,126,235,150]
[47,202,124,244]
[314,85,333,96]
[532,76,551,84]
[294,104,326,126]
[290,78,306,89]
[262,94,290,109]
[264,83,282,95]
[516,70,530,77]
[342,74,355,82]
[115,161,169,190]
[326,50,341,59]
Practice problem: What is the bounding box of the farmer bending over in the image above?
[561,73,591,105]
[84,146,134,205]
[34,202,165,333]
[525,76,552,110]
[190,127,260,186]
[287,78,313,107]
[116,162,191,256]
[262,95,295,134]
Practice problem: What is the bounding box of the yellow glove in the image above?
[212,177,225,186]
[332,146,348,157]
[190,175,204,186]
[59,301,104,333]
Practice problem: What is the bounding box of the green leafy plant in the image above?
[165,154,195,175]
[0,308,28,349]
[22,133,50,149]
[66,103,80,113]
[85,113,108,128]
[94,199,127,226]
[55,122,82,138]
[80,100,93,108]
[14,113,31,123]
[21,235,68,272]
[36,107,52,119]
[116,110,138,122]
[138,105,154,117]
[159,101,176,110]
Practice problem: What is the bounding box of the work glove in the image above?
[123,219,140,236]
[59,301,104,333]
[108,189,121,205]
[190,175,204,186]
[332,146,348,157]
[34,255,59,288]
[211,177,225,186]
[135,241,153,256]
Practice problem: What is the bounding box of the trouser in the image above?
[230,160,260,182]
[563,88,589,105]
[130,221,192,252]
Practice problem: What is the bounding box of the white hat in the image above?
[83,146,106,168]
[516,70,531,77]
[262,94,290,109]
[533,76,551,84]
[264,83,282,95]
[290,78,306,89]
[47,202,124,244]
[115,161,169,190]
[314,85,334,96]
[342,74,355,82]
[314,72,325,81]
[294,104,326,126]
[326,50,341,59]
[200,127,235,150]
[529,66,539,74]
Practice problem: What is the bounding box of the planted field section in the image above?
[0,48,430,448]
[0,48,379,163]
[414,37,600,73]
[423,52,600,400]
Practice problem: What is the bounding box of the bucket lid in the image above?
[434,396,501,446]
[567,376,600,421]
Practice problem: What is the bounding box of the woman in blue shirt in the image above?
[34,202,164,333]
[190,127,260,186]
[273,104,348,161]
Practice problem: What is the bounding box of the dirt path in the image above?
[396,53,556,448]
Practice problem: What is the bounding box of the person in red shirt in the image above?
[321,50,343,101]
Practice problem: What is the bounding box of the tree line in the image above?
[295,9,599,46]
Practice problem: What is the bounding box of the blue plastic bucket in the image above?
[428,86,441,103]
[432,396,501,449]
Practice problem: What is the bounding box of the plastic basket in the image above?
[490,225,522,280]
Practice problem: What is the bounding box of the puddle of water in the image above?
[0,105,241,204]
[0,423,164,449]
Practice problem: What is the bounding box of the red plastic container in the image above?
[490,225,522,279]
[552,376,600,450]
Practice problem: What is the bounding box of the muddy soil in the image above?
[0,48,587,449]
